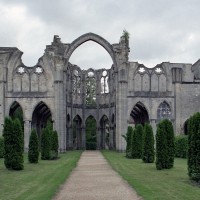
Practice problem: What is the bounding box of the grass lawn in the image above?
[102,150,200,200]
[0,151,82,200]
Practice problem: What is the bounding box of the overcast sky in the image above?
[0,0,200,69]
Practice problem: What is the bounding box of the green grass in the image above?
[102,150,200,200]
[0,151,82,200]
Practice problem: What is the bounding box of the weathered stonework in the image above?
[0,33,199,152]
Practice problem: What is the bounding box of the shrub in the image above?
[3,117,24,170]
[41,127,51,160]
[126,126,133,158]
[156,119,175,170]
[28,129,39,163]
[175,135,188,158]
[142,123,155,163]
[131,124,143,159]
[51,131,59,159]
[11,118,24,170]
[0,136,4,158]
[188,113,200,182]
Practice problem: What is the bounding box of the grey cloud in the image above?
[1,0,200,68]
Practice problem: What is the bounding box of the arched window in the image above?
[86,71,96,105]
[72,69,81,94]
[101,70,109,94]
[157,102,171,121]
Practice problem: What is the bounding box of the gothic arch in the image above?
[157,101,172,121]
[31,101,52,138]
[64,33,117,67]
[130,102,149,125]
[9,101,24,120]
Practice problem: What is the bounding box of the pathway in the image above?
[53,151,142,200]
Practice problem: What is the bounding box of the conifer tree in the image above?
[131,124,143,159]
[0,136,4,158]
[126,126,133,158]
[41,127,51,160]
[28,129,39,163]
[142,123,155,163]
[51,130,59,159]
[11,118,24,170]
[156,119,175,170]
[3,117,13,169]
[188,112,200,181]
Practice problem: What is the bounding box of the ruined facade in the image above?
[0,33,200,152]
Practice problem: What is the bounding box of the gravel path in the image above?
[53,151,142,200]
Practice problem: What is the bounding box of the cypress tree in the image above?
[51,131,59,159]
[142,123,155,163]
[165,119,175,169]
[3,117,13,169]
[188,113,200,181]
[156,121,167,170]
[131,124,143,159]
[11,118,24,170]
[126,126,133,158]
[0,136,4,158]
[28,129,39,163]
[156,119,175,170]
[41,127,51,160]
[131,129,137,158]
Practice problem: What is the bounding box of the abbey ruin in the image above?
[0,33,200,151]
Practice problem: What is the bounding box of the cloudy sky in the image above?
[0,0,200,69]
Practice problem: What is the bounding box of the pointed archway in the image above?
[85,116,97,150]
[72,115,82,150]
[130,102,149,125]
[32,101,52,140]
[100,115,109,149]
[9,101,23,131]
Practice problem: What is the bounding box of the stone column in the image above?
[97,126,101,149]
[82,125,86,149]
[109,127,114,149]
[54,69,66,152]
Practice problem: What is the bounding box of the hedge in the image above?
[175,135,188,158]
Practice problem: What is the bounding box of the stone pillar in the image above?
[82,125,86,149]
[54,69,66,152]
[174,83,182,135]
[116,80,128,152]
[24,120,31,152]
[97,126,101,149]
[109,127,114,149]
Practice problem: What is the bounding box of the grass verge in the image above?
[0,151,82,200]
[102,150,200,200]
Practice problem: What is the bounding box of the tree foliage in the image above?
[142,123,155,163]
[156,119,175,170]
[41,127,51,160]
[188,112,200,182]
[86,116,97,150]
[51,131,59,159]
[41,121,59,160]
[131,124,143,159]
[175,135,188,158]
[3,117,24,170]
[28,129,39,163]
[125,126,133,158]
[0,136,4,158]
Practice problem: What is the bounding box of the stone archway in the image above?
[64,33,117,67]
[32,101,52,139]
[72,115,82,150]
[130,102,149,125]
[85,115,97,150]
[9,101,24,131]
[100,115,109,149]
